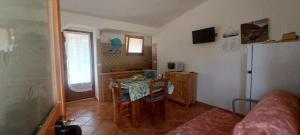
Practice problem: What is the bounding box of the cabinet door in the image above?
[174,75,187,103]
[172,81,185,103]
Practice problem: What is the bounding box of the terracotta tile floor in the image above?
[66,98,214,135]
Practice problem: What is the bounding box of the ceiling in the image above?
[61,0,206,28]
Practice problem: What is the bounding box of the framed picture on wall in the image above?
[241,18,269,44]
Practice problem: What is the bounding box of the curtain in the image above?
[64,32,93,92]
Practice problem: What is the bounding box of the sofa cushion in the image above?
[233,91,300,135]
[167,108,243,135]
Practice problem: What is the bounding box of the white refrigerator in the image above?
[246,42,300,106]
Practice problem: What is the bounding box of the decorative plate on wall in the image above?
[109,38,122,53]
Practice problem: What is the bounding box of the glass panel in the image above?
[64,31,93,92]
[0,0,54,134]
[128,38,143,53]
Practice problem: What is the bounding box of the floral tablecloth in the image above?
[113,78,174,101]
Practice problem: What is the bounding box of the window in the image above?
[125,35,144,55]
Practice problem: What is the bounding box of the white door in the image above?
[247,42,300,101]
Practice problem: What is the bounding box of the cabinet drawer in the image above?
[175,74,188,80]
[165,72,175,79]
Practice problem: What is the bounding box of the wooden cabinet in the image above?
[165,72,197,107]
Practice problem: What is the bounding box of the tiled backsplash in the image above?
[97,31,152,73]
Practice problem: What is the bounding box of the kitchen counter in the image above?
[100,70,144,75]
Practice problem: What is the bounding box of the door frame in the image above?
[39,0,65,134]
[62,29,96,102]
[152,43,157,70]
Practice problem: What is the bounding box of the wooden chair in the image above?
[143,79,168,125]
[111,80,132,127]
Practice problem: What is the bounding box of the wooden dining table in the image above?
[111,78,174,127]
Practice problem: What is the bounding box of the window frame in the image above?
[125,35,144,55]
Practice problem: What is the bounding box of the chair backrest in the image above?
[111,80,123,104]
[149,79,168,99]
[144,70,157,80]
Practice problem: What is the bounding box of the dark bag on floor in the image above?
[55,120,82,135]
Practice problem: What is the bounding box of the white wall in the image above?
[155,0,300,111]
[61,11,159,35]
[100,30,152,46]
[61,11,159,100]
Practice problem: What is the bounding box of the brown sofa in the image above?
[167,91,300,135]
[234,91,300,135]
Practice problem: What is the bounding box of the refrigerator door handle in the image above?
[248,70,252,74]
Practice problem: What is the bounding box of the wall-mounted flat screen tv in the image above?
[192,27,216,44]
